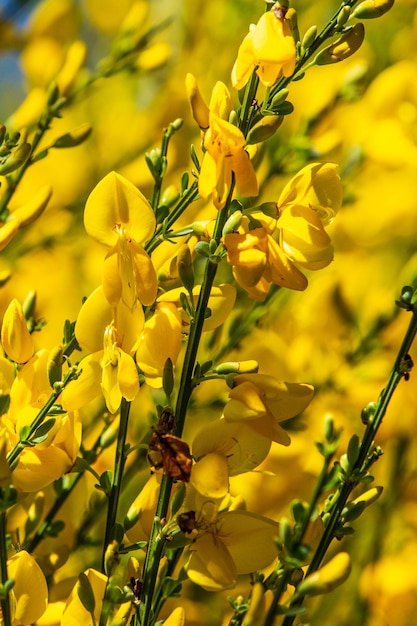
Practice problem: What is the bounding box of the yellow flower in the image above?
[278,162,343,225]
[136,302,182,388]
[1,349,81,492]
[187,77,258,208]
[7,550,48,625]
[231,8,296,90]
[1,299,34,364]
[223,374,314,445]
[84,171,158,309]
[223,216,308,300]
[62,286,142,413]
[185,509,278,591]
[192,418,272,475]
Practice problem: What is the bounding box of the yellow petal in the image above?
[84,171,155,247]
[190,452,229,500]
[1,298,34,363]
[186,73,209,129]
[279,204,333,269]
[192,419,271,475]
[61,352,103,412]
[163,607,185,626]
[101,358,122,414]
[8,550,48,624]
[136,303,182,387]
[232,148,259,198]
[117,350,139,402]
[62,568,107,625]
[218,510,278,574]
[75,286,113,353]
[187,532,236,591]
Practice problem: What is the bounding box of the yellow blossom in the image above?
[231,8,296,90]
[278,162,343,225]
[187,77,258,208]
[1,298,34,364]
[185,509,278,591]
[1,349,82,491]
[136,302,182,388]
[7,550,48,625]
[84,171,158,309]
[62,286,142,413]
[223,217,308,300]
[223,374,314,445]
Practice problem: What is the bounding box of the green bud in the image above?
[159,185,180,209]
[124,503,140,531]
[302,25,318,50]
[47,82,60,107]
[228,110,239,126]
[214,360,259,375]
[337,6,352,28]
[170,481,186,517]
[361,401,377,425]
[222,210,242,235]
[22,290,37,320]
[0,125,6,146]
[53,123,92,148]
[346,434,360,467]
[47,345,64,387]
[77,573,96,615]
[162,358,175,399]
[352,0,394,19]
[314,23,365,65]
[194,241,210,257]
[342,500,366,522]
[177,244,194,293]
[246,115,284,145]
[171,118,184,131]
[351,485,383,508]
[0,142,31,175]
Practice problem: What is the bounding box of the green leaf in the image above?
[77,572,96,615]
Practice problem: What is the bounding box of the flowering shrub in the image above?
[0,1,416,625]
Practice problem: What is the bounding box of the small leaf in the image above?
[77,572,96,615]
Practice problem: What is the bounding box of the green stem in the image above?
[280,308,417,626]
[101,397,131,571]
[0,510,11,626]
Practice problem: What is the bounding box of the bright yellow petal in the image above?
[187,532,236,591]
[232,148,259,198]
[266,236,308,291]
[1,298,34,364]
[190,452,229,500]
[218,510,278,574]
[62,568,107,625]
[131,241,158,306]
[231,31,256,90]
[102,248,123,306]
[198,150,217,199]
[117,350,139,401]
[75,286,113,353]
[163,607,185,626]
[84,171,156,247]
[101,358,122,414]
[8,550,48,624]
[61,352,103,412]
[136,303,182,387]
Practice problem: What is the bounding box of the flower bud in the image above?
[352,0,394,19]
[351,486,383,508]
[302,25,318,50]
[246,114,284,145]
[104,540,120,577]
[0,142,31,175]
[12,184,52,227]
[337,6,351,27]
[47,345,64,387]
[1,298,34,363]
[185,73,209,129]
[0,219,19,252]
[56,40,87,97]
[314,23,365,65]
[159,185,180,210]
[214,360,259,375]
[177,244,194,293]
[53,123,92,148]
[296,552,351,596]
[222,210,242,235]
[242,582,265,626]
